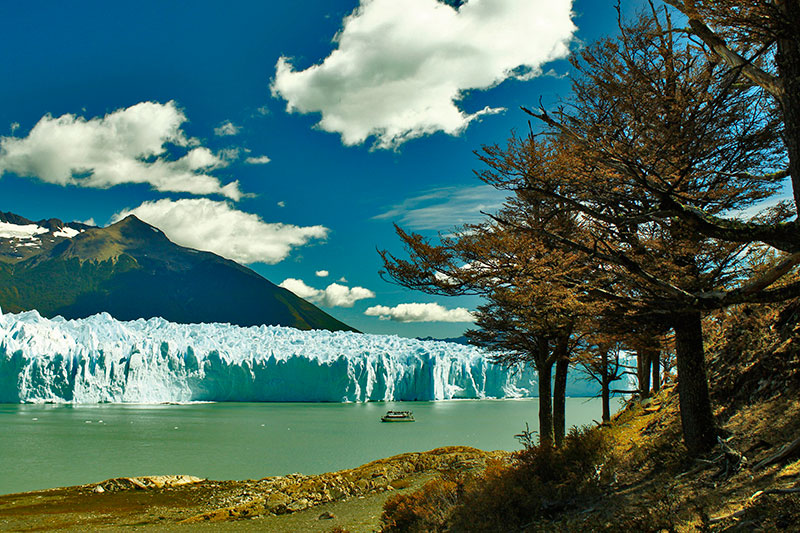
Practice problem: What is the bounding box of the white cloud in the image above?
[322,283,376,307]
[218,147,242,162]
[365,302,475,322]
[214,120,240,136]
[279,278,375,307]
[277,201,286,208]
[374,185,508,230]
[112,198,328,265]
[315,270,329,277]
[272,0,575,149]
[245,155,271,164]
[338,276,348,283]
[9,122,19,133]
[0,101,242,200]
[278,278,320,300]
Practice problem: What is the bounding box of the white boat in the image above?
[381,410,415,422]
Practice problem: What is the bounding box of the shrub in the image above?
[381,426,609,532]
[380,478,460,532]
[449,426,606,531]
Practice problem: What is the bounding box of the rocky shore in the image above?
[0,446,507,532]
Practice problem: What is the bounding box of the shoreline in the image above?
[0,446,506,532]
[2,398,617,497]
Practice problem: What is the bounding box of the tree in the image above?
[573,335,627,423]
[478,5,795,453]
[662,0,800,219]
[468,285,575,447]
[380,202,605,446]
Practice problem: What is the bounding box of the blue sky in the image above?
[0,0,646,338]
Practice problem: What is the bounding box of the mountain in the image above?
[0,212,355,331]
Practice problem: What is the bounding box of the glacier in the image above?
[0,308,601,404]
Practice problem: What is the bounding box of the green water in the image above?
[0,398,620,495]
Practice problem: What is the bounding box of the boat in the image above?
[381,410,415,422]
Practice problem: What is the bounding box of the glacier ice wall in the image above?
[0,308,600,404]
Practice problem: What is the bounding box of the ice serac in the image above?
[0,309,600,404]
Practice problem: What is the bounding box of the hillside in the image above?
[376,301,800,532]
[0,212,355,332]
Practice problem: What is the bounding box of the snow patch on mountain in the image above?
[52,227,81,238]
[0,221,48,240]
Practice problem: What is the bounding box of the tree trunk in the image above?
[536,359,554,447]
[775,0,800,212]
[600,347,611,423]
[553,355,569,447]
[651,348,661,392]
[673,310,716,454]
[637,348,652,399]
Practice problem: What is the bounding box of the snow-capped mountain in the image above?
[0,212,353,331]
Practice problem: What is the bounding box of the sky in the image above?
[0,0,648,338]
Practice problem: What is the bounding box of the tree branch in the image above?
[662,0,784,99]
[522,107,800,251]
[488,212,697,303]
[664,198,800,252]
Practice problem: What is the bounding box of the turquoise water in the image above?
[0,398,620,495]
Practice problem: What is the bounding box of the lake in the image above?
[0,398,622,495]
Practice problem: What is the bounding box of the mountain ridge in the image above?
[0,211,355,332]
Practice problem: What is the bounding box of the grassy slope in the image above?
[371,302,800,532]
[517,305,800,532]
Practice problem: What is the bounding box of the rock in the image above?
[329,486,347,500]
[92,485,105,493]
[90,475,203,492]
[286,498,310,512]
[265,492,291,514]
[318,511,335,520]
[355,479,370,492]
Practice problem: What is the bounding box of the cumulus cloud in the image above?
[272,0,575,149]
[245,155,271,164]
[0,101,242,199]
[279,278,375,307]
[315,270,329,277]
[112,198,328,264]
[375,185,508,230]
[214,120,240,136]
[278,278,319,300]
[364,302,475,322]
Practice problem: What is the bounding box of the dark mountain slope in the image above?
[0,213,355,332]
